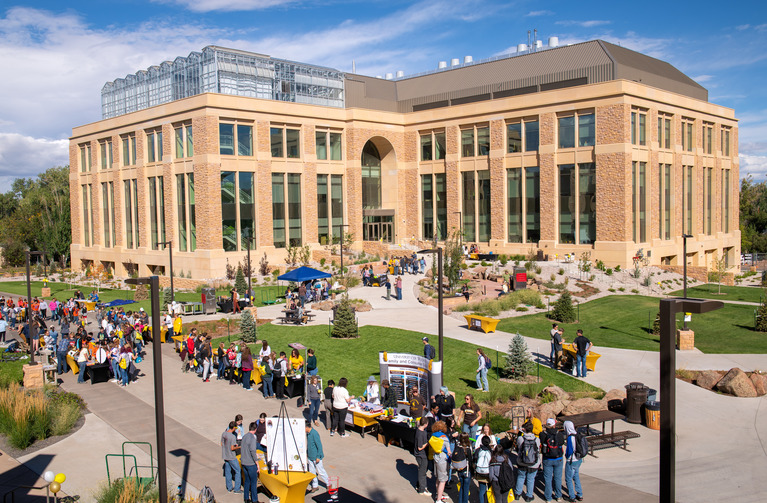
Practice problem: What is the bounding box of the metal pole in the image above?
[150,276,168,503]
[247,239,252,304]
[659,298,676,503]
[682,234,691,329]
[437,247,443,386]
[168,244,174,302]
[26,251,36,365]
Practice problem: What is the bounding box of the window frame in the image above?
[557,112,594,149]
[419,130,447,161]
[270,125,301,159]
[460,124,489,158]
[146,128,163,164]
[506,119,540,153]
[682,118,695,152]
[630,108,647,146]
[121,134,136,166]
[315,129,343,161]
[657,113,672,150]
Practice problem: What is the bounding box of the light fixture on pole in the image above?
[418,247,443,386]
[25,250,44,365]
[245,235,256,305]
[125,276,168,503]
[681,233,692,329]
[658,297,722,503]
[158,241,174,302]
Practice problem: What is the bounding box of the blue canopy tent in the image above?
[277,266,332,283]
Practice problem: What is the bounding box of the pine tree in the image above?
[757,299,767,332]
[162,287,173,311]
[652,312,661,336]
[504,333,534,379]
[235,265,247,296]
[240,309,257,343]
[550,290,576,323]
[331,298,358,339]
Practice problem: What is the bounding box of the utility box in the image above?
[201,287,217,315]
[512,267,528,290]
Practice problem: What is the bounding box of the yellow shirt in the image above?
[289,355,304,370]
[173,317,182,335]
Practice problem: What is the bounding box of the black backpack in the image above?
[498,457,516,493]
[542,430,564,458]
[574,432,589,459]
[518,435,538,466]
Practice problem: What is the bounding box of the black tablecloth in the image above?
[286,376,305,398]
[86,363,111,384]
[377,419,416,450]
[217,299,247,313]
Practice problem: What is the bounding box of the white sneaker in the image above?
[340,433,350,438]
[419,490,431,497]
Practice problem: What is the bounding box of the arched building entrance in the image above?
[361,138,397,242]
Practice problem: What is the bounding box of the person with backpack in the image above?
[429,421,452,503]
[540,418,566,502]
[515,422,541,502]
[452,433,472,503]
[563,420,586,502]
[474,435,492,503]
[475,348,490,392]
[489,444,515,503]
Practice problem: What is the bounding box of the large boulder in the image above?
[602,388,627,413]
[750,373,767,396]
[313,300,335,311]
[542,385,570,402]
[561,397,605,416]
[716,368,758,397]
[355,302,372,312]
[243,306,257,318]
[537,400,566,422]
[695,370,722,390]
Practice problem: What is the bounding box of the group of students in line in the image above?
[415,405,587,503]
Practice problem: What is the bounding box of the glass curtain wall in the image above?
[272,174,286,248]
[525,167,540,243]
[477,171,491,241]
[578,163,596,243]
[559,165,575,243]
[462,171,476,241]
[221,172,237,251]
[317,175,329,243]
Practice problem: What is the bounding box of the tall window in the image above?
[477,171,491,242]
[721,127,731,157]
[578,113,595,147]
[80,144,92,172]
[82,184,91,246]
[124,180,135,248]
[148,176,165,250]
[462,171,476,240]
[683,166,694,234]
[560,165,575,242]
[722,169,730,233]
[558,113,594,149]
[460,125,489,157]
[220,171,255,251]
[240,172,255,249]
[578,163,596,243]
[507,119,539,153]
[100,139,113,169]
[559,163,596,244]
[361,141,382,209]
[659,165,672,240]
[316,131,343,161]
[271,173,302,248]
[682,119,694,152]
[177,124,194,158]
[221,172,237,251]
[146,129,163,163]
[507,170,525,242]
[703,123,714,155]
[630,108,647,146]
[657,114,672,149]
[187,174,196,251]
[121,134,136,166]
[176,174,196,252]
[317,174,343,244]
[421,173,447,240]
[271,126,300,158]
[704,167,713,235]
[219,123,252,156]
[631,162,647,243]
[420,131,446,161]
[102,182,111,248]
[461,171,490,241]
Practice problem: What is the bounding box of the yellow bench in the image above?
[464,314,500,333]
[562,343,601,371]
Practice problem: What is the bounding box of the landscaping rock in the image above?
[542,385,570,401]
[243,306,258,318]
[602,388,627,413]
[537,400,566,421]
[355,302,372,312]
[716,368,758,397]
[314,300,335,311]
[561,397,605,416]
[750,373,767,396]
[695,370,722,390]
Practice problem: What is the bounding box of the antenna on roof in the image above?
[533,29,538,52]
[352,60,356,74]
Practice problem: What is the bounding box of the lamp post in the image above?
[245,236,256,305]
[25,250,44,365]
[658,297,722,503]
[682,234,692,329]
[158,241,174,302]
[337,223,350,286]
[418,247,443,386]
[125,276,167,503]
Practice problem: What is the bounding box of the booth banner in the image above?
[265,417,307,472]
[379,352,442,406]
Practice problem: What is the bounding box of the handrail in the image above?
[3,484,48,503]
[105,453,138,486]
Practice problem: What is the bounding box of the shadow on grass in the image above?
[599,325,660,345]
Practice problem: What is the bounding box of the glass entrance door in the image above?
[363,215,394,243]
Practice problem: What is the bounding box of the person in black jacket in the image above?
[488,444,514,503]
[433,385,456,421]
[539,418,565,502]
[381,379,398,409]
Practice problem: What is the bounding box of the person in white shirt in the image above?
[474,423,498,450]
[77,343,91,384]
[258,340,271,360]
[363,375,380,405]
[331,377,353,437]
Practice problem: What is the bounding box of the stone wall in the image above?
[658,265,734,286]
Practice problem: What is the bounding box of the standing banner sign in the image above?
[379,352,442,409]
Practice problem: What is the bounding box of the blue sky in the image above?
[1,0,766,193]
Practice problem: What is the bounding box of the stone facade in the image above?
[70,80,739,279]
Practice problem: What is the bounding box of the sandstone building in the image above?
[70,40,739,279]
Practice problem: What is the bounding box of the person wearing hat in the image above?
[363,375,380,405]
[433,386,455,421]
[423,337,436,360]
[540,417,566,502]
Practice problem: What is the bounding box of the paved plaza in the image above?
[2,272,766,502]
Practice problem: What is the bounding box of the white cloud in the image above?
[693,74,713,83]
[555,20,611,28]
[0,133,68,193]
[526,10,553,17]
[736,24,750,31]
[740,153,767,180]
[156,0,296,12]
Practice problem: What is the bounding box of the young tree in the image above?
[550,290,577,323]
[712,251,728,295]
[162,287,173,311]
[652,312,661,336]
[234,265,247,296]
[443,229,464,293]
[331,298,358,339]
[240,309,257,343]
[504,333,534,379]
[757,295,767,332]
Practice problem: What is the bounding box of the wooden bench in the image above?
[464,314,500,333]
[587,430,640,456]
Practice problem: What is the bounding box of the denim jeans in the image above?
[515,467,537,499]
[217,359,226,379]
[57,351,68,374]
[262,375,274,397]
[121,366,130,386]
[111,359,119,379]
[542,457,564,500]
[478,480,489,503]
[242,463,258,501]
[396,287,402,300]
[308,368,319,376]
[224,458,241,492]
[309,398,321,422]
[565,458,583,499]
[77,361,87,383]
[550,342,556,366]
[242,370,252,389]
[308,458,328,489]
[476,368,489,391]
[576,353,588,377]
[456,472,471,503]
[461,422,479,439]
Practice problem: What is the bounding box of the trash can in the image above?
[201,287,217,315]
[625,382,649,424]
[645,400,660,430]
[647,388,657,402]
[511,267,528,290]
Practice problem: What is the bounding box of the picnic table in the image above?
[562,343,601,371]
[180,302,203,315]
[558,410,640,456]
[464,314,500,333]
[278,309,316,324]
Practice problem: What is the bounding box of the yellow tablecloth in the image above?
[562,343,601,371]
[257,458,314,503]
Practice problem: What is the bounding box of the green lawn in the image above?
[669,284,764,304]
[0,280,285,314]
[212,324,602,405]
[497,295,766,354]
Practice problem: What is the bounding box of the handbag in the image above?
[119,357,128,369]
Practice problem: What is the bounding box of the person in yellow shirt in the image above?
[289,348,304,373]
[173,314,183,339]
